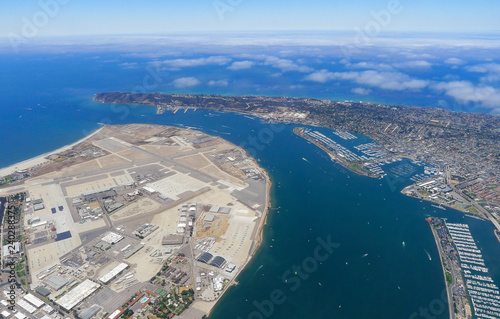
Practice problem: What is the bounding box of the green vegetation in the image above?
[446,272,453,285]
[466,206,478,214]
[122,309,134,319]
[348,163,362,171]
[155,288,167,296]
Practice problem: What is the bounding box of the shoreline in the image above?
[203,152,273,317]
[1,123,272,319]
[0,127,104,178]
[427,219,454,319]
[292,127,376,178]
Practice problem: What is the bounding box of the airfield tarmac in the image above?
[0,124,269,318]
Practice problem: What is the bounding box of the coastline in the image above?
[0,127,104,178]
[202,152,273,317]
[1,123,272,319]
[292,127,376,178]
[427,219,455,319]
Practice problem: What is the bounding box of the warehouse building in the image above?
[23,293,44,308]
[162,234,184,245]
[101,232,124,244]
[35,286,51,297]
[99,263,129,284]
[55,279,100,311]
[45,275,68,291]
[209,205,220,213]
[203,214,215,222]
[123,243,144,259]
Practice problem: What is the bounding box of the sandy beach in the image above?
[0,127,103,177]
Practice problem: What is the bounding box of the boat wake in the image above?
[251,265,264,279]
[424,249,432,261]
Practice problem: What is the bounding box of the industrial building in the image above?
[101,232,124,244]
[209,205,220,213]
[17,300,36,314]
[55,279,100,311]
[94,241,112,251]
[78,305,101,319]
[23,293,44,308]
[99,262,129,284]
[123,243,144,259]
[42,304,55,315]
[45,275,68,291]
[15,312,27,319]
[162,234,184,245]
[35,286,51,297]
[196,252,213,264]
[203,214,215,222]
[209,256,226,268]
[3,242,20,257]
[33,204,45,211]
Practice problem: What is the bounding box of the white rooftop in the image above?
[24,293,44,308]
[17,300,36,314]
[107,309,122,319]
[55,279,100,310]
[99,263,129,284]
[101,232,124,244]
[3,242,20,256]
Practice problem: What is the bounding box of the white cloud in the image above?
[433,81,500,109]
[305,69,335,83]
[119,62,138,69]
[263,56,313,73]
[393,60,432,69]
[351,87,372,95]
[208,80,229,86]
[305,69,429,91]
[227,60,254,70]
[350,62,393,70]
[466,63,500,83]
[153,56,231,69]
[444,57,465,65]
[480,74,500,83]
[466,63,500,73]
[172,77,200,88]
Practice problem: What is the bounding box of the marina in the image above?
[447,223,500,318]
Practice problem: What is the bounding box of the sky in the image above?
[1,0,499,37]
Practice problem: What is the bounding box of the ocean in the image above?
[1,53,499,318]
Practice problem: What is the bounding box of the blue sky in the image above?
[1,0,499,37]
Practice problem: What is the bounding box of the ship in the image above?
[431,204,446,210]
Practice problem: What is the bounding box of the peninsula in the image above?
[93,92,500,231]
[0,124,269,319]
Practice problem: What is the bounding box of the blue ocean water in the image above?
[1,53,499,318]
